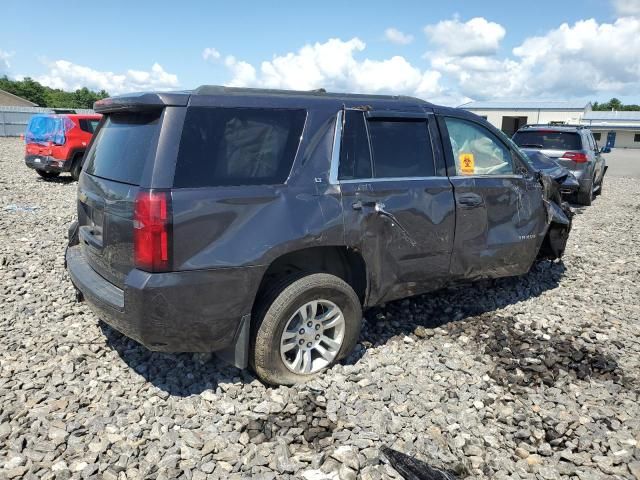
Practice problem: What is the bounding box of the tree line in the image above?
[0,76,109,109]
[592,98,640,111]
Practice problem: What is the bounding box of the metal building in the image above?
[459,100,591,137]
[582,111,640,150]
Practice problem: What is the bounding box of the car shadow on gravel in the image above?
[36,176,75,184]
[99,322,252,396]
[351,258,636,394]
[350,259,568,359]
[99,259,568,396]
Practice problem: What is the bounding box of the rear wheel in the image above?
[595,175,604,196]
[251,273,362,385]
[576,177,594,206]
[36,170,60,180]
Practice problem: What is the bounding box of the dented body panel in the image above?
[340,177,456,305]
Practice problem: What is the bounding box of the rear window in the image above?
[173,107,306,188]
[83,112,161,185]
[512,130,582,151]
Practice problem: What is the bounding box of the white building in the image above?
[582,111,640,150]
[459,100,640,149]
[459,100,591,136]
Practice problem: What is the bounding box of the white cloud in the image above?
[36,60,179,95]
[612,0,640,17]
[224,55,257,86]
[206,13,640,105]
[384,27,414,45]
[424,17,505,57]
[220,37,442,99]
[512,17,640,97]
[426,16,640,101]
[202,47,221,62]
[0,49,12,74]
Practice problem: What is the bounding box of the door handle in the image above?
[457,193,483,208]
[351,200,377,210]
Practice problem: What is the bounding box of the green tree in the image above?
[592,97,640,111]
[0,75,109,108]
[609,98,622,110]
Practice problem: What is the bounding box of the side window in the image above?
[593,132,602,142]
[367,119,435,178]
[338,111,373,180]
[585,133,594,150]
[173,107,306,188]
[444,117,513,176]
[79,119,99,134]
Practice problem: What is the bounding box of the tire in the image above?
[595,175,604,196]
[576,177,594,206]
[71,155,83,181]
[36,170,60,180]
[251,273,362,385]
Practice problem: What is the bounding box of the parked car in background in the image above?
[66,86,572,385]
[24,113,102,180]
[521,149,580,197]
[512,125,607,206]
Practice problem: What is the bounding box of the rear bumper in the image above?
[25,155,71,173]
[65,246,263,364]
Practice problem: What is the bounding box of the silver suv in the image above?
[512,125,607,206]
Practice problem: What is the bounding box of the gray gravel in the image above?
[1,136,639,480]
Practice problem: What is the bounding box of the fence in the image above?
[0,106,95,137]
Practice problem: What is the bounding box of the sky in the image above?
[1,0,640,106]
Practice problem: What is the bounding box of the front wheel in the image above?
[251,273,362,385]
[36,170,60,180]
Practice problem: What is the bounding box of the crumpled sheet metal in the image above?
[538,171,574,259]
[544,198,571,226]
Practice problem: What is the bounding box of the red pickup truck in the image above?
[24,113,102,180]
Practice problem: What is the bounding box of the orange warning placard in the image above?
[459,152,475,175]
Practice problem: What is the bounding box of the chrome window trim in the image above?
[328,110,343,185]
[339,176,445,184]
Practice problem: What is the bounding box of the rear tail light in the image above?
[562,151,588,163]
[134,190,171,272]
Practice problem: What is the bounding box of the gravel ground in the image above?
[1,136,639,480]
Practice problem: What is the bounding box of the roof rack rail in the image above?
[520,123,589,129]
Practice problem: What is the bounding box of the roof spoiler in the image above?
[94,91,190,113]
[520,123,588,129]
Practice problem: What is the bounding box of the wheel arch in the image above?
[252,245,368,312]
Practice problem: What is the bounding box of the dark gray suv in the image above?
[66,86,572,385]
[512,125,607,206]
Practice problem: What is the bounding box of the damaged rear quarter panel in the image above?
[170,184,342,269]
[169,106,344,280]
